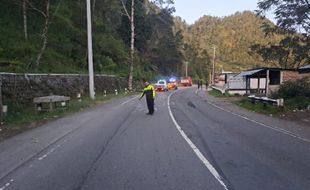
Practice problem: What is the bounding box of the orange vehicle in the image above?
[180,77,192,86]
[167,77,178,90]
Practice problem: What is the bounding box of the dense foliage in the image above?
[252,0,310,69]
[0,0,183,80]
[1,0,308,84]
[272,78,310,109]
[174,11,283,77]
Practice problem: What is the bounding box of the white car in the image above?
[155,80,168,92]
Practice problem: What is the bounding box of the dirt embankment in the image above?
[278,110,310,127]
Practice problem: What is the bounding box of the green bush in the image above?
[273,78,310,109]
[285,96,310,110]
[273,78,310,99]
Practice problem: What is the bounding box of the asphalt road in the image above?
[0,87,309,190]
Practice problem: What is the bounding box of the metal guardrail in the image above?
[248,95,284,107]
[211,85,225,94]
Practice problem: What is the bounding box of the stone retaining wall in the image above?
[0,73,138,103]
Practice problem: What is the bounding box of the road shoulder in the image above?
[196,89,310,141]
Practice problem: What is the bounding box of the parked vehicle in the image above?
[167,77,178,90]
[155,79,168,92]
[180,77,192,86]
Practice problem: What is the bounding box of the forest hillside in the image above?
[1,1,305,82]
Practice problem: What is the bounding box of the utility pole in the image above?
[86,0,95,100]
[212,45,216,85]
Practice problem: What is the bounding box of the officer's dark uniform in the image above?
[140,84,156,115]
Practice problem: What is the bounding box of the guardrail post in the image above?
[277,99,284,107]
[77,93,82,102]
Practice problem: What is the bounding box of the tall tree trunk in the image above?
[120,0,135,91]
[23,0,28,41]
[92,0,96,15]
[0,80,2,121]
[35,0,50,69]
[128,0,135,91]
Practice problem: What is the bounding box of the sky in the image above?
[173,0,261,24]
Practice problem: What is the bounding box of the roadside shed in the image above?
[234,68,301,96]
[237,68,269,95]
[215,67,307,96]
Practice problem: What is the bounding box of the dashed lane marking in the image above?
[38,144,61,161]
[0,179,14,190]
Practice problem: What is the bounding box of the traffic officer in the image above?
[139,80,156,115]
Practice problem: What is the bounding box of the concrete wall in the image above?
[268,85,280,95]
[0,73,139,103]
[227,90,246,95]
[299,73,310,79]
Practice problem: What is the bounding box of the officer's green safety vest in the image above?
[142,85,156,99]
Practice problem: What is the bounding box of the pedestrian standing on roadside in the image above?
[139,79,156,115]
[198,80,203,90]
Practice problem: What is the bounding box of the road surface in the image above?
[0,87,309,190]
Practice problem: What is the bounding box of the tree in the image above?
[257,0,310,36]
[1,0,183,77]
[142,5,183,76]
[23,0,28,41]
[119,0,135,91]
[13,0,29,41]
[26,0,51,69]
[253,0,310,68]
[118,0,177,89]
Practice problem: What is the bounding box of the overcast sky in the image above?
[173,0,261,24]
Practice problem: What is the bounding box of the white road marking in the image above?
[207,101,310,143]
[0,129,76,181]
[121,96,138,105]
[168,92,229,190]
[38,144,61,161]
[0,179,13,190]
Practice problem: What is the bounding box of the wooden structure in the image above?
[33,95,70,112]
[237,68,286,95]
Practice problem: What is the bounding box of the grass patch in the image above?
[285,97,310,110]
[208,89,241,98]
[235,98,283,115]
[208,89,227,98]
[1,92,136,129]
[208,89,284,115]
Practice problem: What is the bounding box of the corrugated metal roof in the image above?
[237,69,264,77]
[300,64,310,69]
